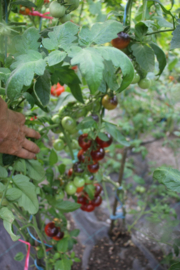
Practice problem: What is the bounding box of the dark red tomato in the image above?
[44,222,58,237]
[52,229,64,241]
[96,133,112,148]
[76,186,84,193]
[77,149,90,163]
[71,65,78,71]
[68,168,73,177]
[81,204,95,212]
[73,162,84,174]
[91,148,105,161]
[91,195,102,207]
[87,162,99,173]
[78,134,92,151]
[111,32,130,50]
[94,183,102,197]
[77,196,86,204]
[30,116,37,121]
[102,95,118,110]
[51,83,65,97]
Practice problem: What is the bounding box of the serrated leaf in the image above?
[6,188,22,201]
[97,47,134,91]
[171,25,180,50]
[0,166,8,178]
[131,43,155,72]
[46,51,66,66]
[55,200,80,212]
[6,50,46,100]
[71,47,104,94]
[12,175,39,214]
[149,42,166,75]
[34,70,51,106]
[25,159,45,182]
[78,20,124,45]
[153,166,180,193]
[43,22,79,50]
[55,258,71,270]
[104,122,130,146]
[49,149,58,166]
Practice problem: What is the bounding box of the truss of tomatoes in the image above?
[51,83,65,97]
[44,222,64,241]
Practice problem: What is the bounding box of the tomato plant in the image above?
[102,94,118,110]
[49,1,66,18]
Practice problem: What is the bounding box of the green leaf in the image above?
[55,200,81,212]
[149,42,166,75]
[46,51,67,66]
[171,25,180,50]
[55,258,71,270]
[43,22,79,50]
[14,159,26,175]
[0,207,19,241]
[58,164,66,175]
[25,159,45,182]
[103,61,119,91]
[0,183,5,193]
[173,244,179,257]
[14,252,25,261]
[46,168,54,183]
[78,20,124,45]
[104,122,130,146]
[151,0,173,16]
[49,149,58,166]
[97,132,109,141]
[12,175,39,214]
[0,166,8,178]
[23,92,35,108]
[168,58,178,71]
[84,184,95,200]
[131,43,155,72]
[6,188,22,201]
[71,47,104,94]
[97,47,134,91]
[135,22,148,39]
[77,117,98,130]
[0,68,11,83]
[34,70,51,106]
[6,50,46,100]
[57,238,69,253]
[69,229,80,237]
[54,92,76,112]
[89,0,101,15]
[153,166,180,193]
[11,0,36,7]
[168,263,180,270]
[133,175,145,184]
[74,258,81,263]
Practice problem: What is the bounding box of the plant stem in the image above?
[142,0,147,21]
[127,205,146,232]
[102,181,111,215]
[109,147,128,235]
[145,28,174,36]
[78,0,84,25]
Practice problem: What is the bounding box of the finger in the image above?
[22,139,40,154]
[16,148,36,159]
[23,126,41,139]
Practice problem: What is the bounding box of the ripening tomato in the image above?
[30,116,37,121]
[91,148,105,162]
[19,6,31,15]
[71,65,78,71]
[73,162,84,174]
[81,204,95,212]
[44,222,58,237]
[76,186,84,193]
[94,183,102,197]
[65,182,77,195]
[138,78,151,89]
[44,0,49,3]
[52,228,64,241]
[68,168,73,177]
[78,134,92,151]
[77,195,86,204]
[49,1,66,18]
[91,195,102,207]
[102,95,118,110]
[87,162,99,173]
[51,83,65,97]
[96,133,113,148]
[111,32,130,50]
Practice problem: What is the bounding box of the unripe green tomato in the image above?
[73,176,85,187]
[65,182,77,195]
[58,106,65,116]
[56,190,65,200]
[74,107,87,118]
[59,133,65,141]
[52,126,61,134]
[49,1,66,18]
[138,78,151,89]
[66,0,79,11]
[131,73,140,84]
[71,139,79,149]
[53,139,65,151]
[59,13,71,23]
[68,126,78,135]
[64,145,70,153]
[84,175,92,184]
[61,116,76,132]
[52,114,61,124]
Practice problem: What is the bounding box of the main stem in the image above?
[109,148,128,236]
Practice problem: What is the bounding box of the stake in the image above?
[108,147,128,236]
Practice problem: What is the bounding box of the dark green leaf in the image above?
[171,25,180,50]
[57,238,69,253]
[0,166,8,178]
[14,252,25,261]
[173,244,179,257]
[149,42,166,75]
[34,70,51,106]
[168,262,180,270]
[55,258,71,270]
[135,22,148,39]
[49,149,58,166]
[84,184,95,200]
[55,200,81,212]
[23,92,35,108]
[58,164,66,175]
[104,122,130,146]
[11,0,36,7]
[25,159,45,182]
[69,229,80,237]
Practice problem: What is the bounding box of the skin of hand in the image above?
[0,98,41,159]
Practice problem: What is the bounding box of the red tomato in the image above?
[76,186,84,193]
[111,32,130,50]
[77,149,90,163]
[19,6,31,15]
[52,228,64,241]
[51,83,65,97]
[78,134,92,151]
[71,66,78,71]
[91,195,102,207]
[95,133,112,148]
[81,204,95,212]
[44,222,58,237]
[30,116,37,121]
[77,196,86,204]
[68,168,73,177]
[87,162,99,173]
[91,148,105,161]
[94,183,102,197]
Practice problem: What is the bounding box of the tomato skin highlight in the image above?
[91,148,105,161]
[96,133,112,148]
[87,162,99,173]
[94,183,102,197]
[78,134,92,151]
[91,195,102,207]
[44,222,59,237]
[73,162,84,174]
[53,229,64,241]
[111,32,130,50]
[81,204,95,212]
[102,95,118,110]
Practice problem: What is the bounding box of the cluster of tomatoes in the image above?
[44,221,64,241]
[77,183,103,212]
[49,0,79,23]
